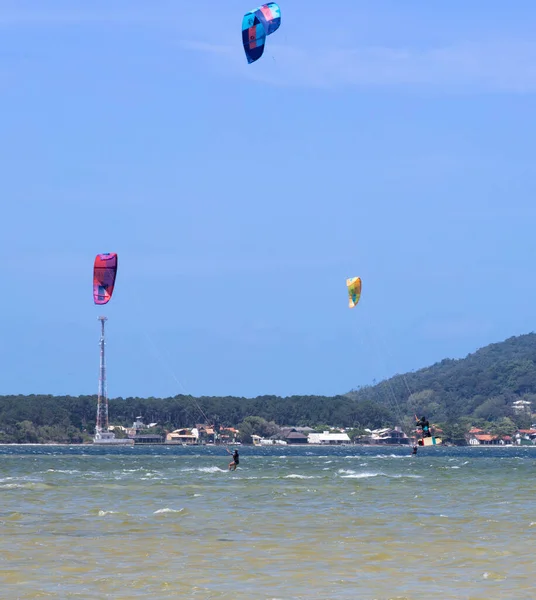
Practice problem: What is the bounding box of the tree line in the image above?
[1,332,535,443]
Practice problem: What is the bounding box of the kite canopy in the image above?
[93,253,118,305]
[242,3,281,64]
[346,277,362,309]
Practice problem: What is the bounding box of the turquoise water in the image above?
[1,444,535,599]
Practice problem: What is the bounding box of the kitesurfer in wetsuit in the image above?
[411,444,418,455]
[227,448,239,471]
[416,416,432,438]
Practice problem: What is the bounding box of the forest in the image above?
[1,333,535,444]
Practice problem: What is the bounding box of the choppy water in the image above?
[1,444,535,599]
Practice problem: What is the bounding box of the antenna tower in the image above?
[95,316,109,435]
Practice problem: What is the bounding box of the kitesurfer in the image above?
[227,448,239,471]
[416,416,432,438]
[411,444,418,455]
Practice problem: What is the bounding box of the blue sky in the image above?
[2,0,536,399]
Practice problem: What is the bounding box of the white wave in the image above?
[182,466,227,473]
[340,472,382,479]
[1,482,51,489]
[339,469,422,479]
[377,454,408,459]
[153,508,185,514]
[45,469,79,474]
[1,483,27,489]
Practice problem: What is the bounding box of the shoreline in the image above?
[0,442,530,448]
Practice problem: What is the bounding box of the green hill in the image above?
[0,333,535,443]
[347,332,536,433]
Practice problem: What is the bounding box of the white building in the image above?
[512,399,532,414]
[308,431,351,444]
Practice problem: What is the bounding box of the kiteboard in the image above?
[419,436,442,446]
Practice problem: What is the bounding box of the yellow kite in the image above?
[346,277,362,309]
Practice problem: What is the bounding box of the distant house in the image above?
[517,429,536,438]
[128,417,161,442]
[468,433,500,445]
[133,416,145,430]
[125,415,158,438]
[196,424,215,444]
[219,427,239,444]
[513,429,536,445]
[308,431,351,445]
[286,431,308,444]
[134,433,164,444]
[512,399,532,414]
[467,432,514,445]
[367,427,410,445]
[280,428,308,444]
[166,428,198,444]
